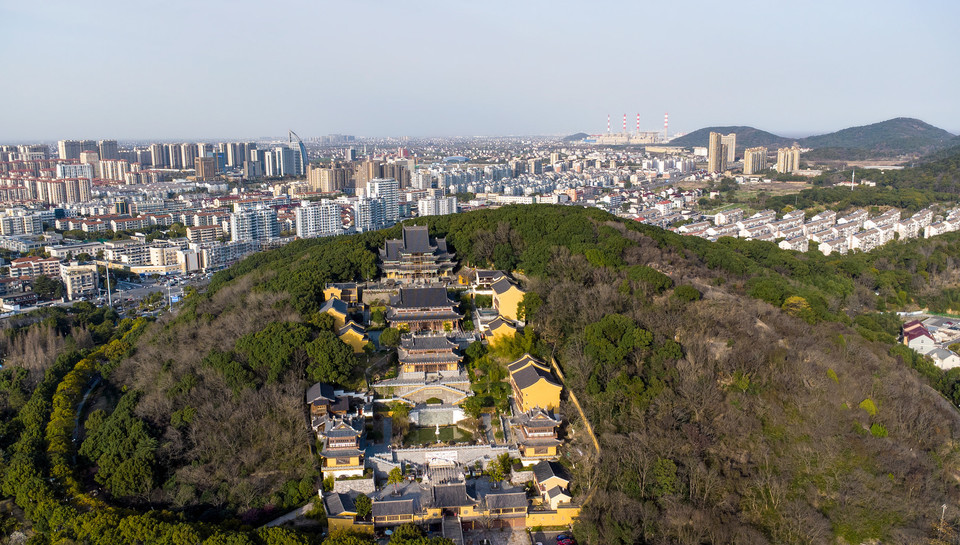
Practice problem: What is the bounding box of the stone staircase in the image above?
[442,515,464,545]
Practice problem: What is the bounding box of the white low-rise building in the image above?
[779,235,809,252]
[818,237,849,256]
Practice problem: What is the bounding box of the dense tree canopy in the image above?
[9,201,960,544]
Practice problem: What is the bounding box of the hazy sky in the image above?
[2,0,958,141]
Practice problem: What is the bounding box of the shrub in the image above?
[379,327,401,348]
[870,423,888,438]
[672,285,701,302]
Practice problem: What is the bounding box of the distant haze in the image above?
[1,0,958,141]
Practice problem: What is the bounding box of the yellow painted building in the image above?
[492,277,525,322]
[324,283,362,304]
[320,297,350,330]
[338,321,369,353]
[525,505,580,527]
[323,493,375,535]
[370,485,533,530]
[508,354,561,413]
[486,317,518,345]
[515,407,561,462]
[317,419,365,478]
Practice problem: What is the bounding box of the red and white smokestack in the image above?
[663,113,669,139]
[622,114,627,132]
[636,113,640,134]
[607,114,610,133]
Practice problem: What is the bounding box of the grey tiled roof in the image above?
[338,321,367,337]
[402,225,434,254]
[306,382,335,405]
[507,354,547,374]
[533,460,569,485]
[381,239,403,261]
[485,491,528,510]
[476,269,506,281]
[321,447,363,458]
[323,493,355,516]
[392,287,453,308]
[491,277,516,295]
[380,225,454,261]
[486,317,514,332]
[320,297,349,315]
[401,335,457,351]
[516,406,560,427]
[511,364,559,391]
[372,498,416,517]
[431,483,477,508]
[544,485,570,501]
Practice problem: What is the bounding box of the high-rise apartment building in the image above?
[355,160,383,190]
[149,143,166,168]
[351,197,385,232]
[308,164,349,192]
[776,146,801,173]
[99,160,131,182]
[0,214,43,236]
[79,150,99,165]
[263,152,277,177]
[418,196,458,217]
[56,163,94,180]
[165,143,182,169]
[135,148,152,166]
[78,151,100,178]
[17,144,49,160]
[180,143,197,172]
[58,140,82,160]
[295,201,343,238]
[707,132,728,173]
[243,160,263,179]
[224,143,238,167]
[721,133,736,163]
[382,162,411,188]
[742,147,767,175]
[275,146,296,177]
[528,158,543,175]
[25,178,91,205]
[230,207,279,242]
[196,157,217,180]
[368,177,400,224]
[98,140,119,160]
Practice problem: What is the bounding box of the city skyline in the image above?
[1,0,958,140]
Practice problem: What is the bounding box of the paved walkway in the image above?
[463,528,530,545]
[259,502,312,528]
[482,413,494,444]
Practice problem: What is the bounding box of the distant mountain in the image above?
[802,117,955,155]
[668,126,795,151]
[562,132,589,142]
[669,118,956,159]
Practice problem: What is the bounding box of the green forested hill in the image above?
[667,126,795,151]
[802,117,955,154]
[818,145,960,194]
[670,117,955,159]
[5,205,960,543]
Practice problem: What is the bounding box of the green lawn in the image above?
[403,426,471,446]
